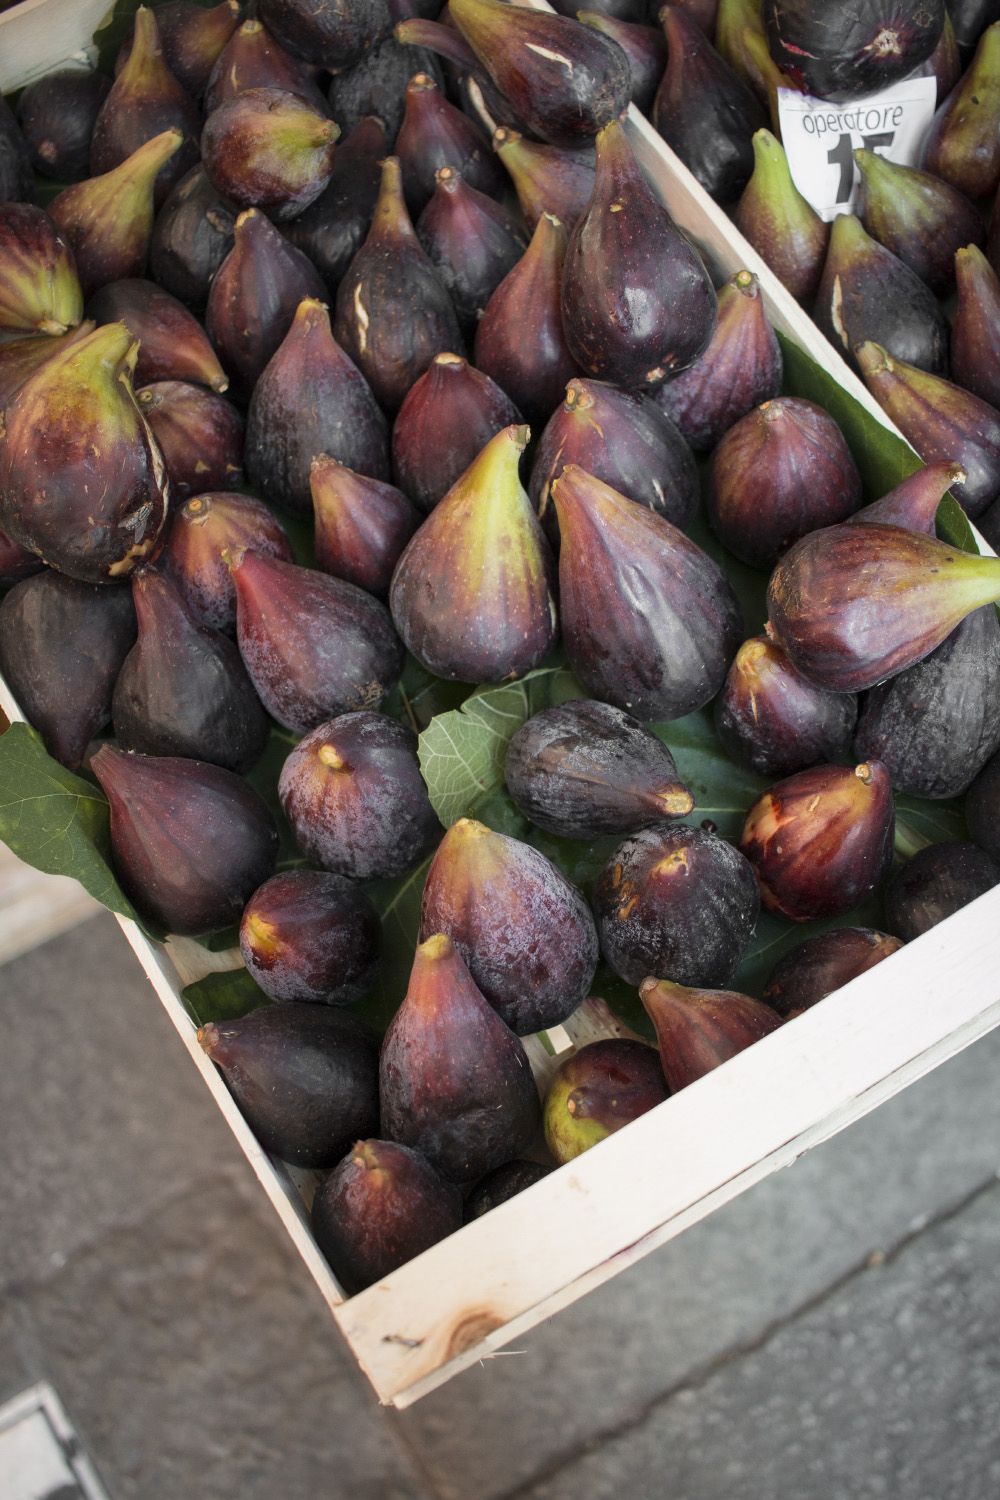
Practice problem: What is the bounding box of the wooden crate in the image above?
[3,0,1000,1409]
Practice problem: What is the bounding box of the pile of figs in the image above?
[3,0,1000,1295]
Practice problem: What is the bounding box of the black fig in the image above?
[311,457,420,600]
[199,1005,379,1168]
[112,567,268,774]
[389,425,559,684]
[416,167,527,336]
[391,353,522,514]
[965,746,1000,858]
[279,115,385,295]
[240,869,381,1005]
[0,92,37,203]
[762,927,903,1017]
[326,25,444,145]
[653,270,783,453]
[714,635,858,781]
[379,933,541,1183]
[164,492,293,634]
[244,298,390,518]
[136,380,244,501]
[543,1039,668,1163]
[201,87,339,221]
[255,0,393,71]
[594,824,760,988]
[504,698,694,840]
[418,818,599,1034]
[552,465,743,721]
[311,1140,462,1293]
[883,840,1000,941]
[707,397,863,570]
[90,744,279,935]
[561,118,718,390]
[639,976,781,1091]
[277,712,441,881]
[734,129,828,304]
[148,165,236,313]
[492,128,596,234]
[762,0,945,99]
[464,1160,553,1221]
[230,551,403,734]
[86,278,227,392]
[395,72,504,216]
[739,761,895,921]
[0,572,136,770]
[854,148,985,297]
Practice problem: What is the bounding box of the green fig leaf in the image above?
[181,966,273,1027]
[0,722,165,942]
[361,853,436,1033]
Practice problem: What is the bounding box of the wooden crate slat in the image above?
[0,0,107,91]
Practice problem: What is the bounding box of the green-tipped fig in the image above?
[762,0,945,99]
[952,245,1000,409]
[543,1039,668,1163]
[739,761,895,920]
[551,464,743,720]
[201,86,340,221]
[639,977,781,1092]
[762,927,903,1017]
[49,129,183,299]
[767,521,1000,692]
[89,5,201,208]
[379,933,541,1183]
[418,818,599,1034]
[240,869,381,1006]
[492,127,596,233]
[883,840,1000,941]
[311,457,420,601]
[848,461,966,532]
[504,699,694,840]
[0,204,83,337]
[447,0,631,147]
[734,130,828,304]
[562,118,718,390]
[119,0,241,100]
[854,149,985,297]
[924,19,1000,198]
[0,321,96,410]
[716,0,772,97]
[0,322,169,584]
[312,1139,463,1294]
[389,424,559,683]
[855,341,1000,518]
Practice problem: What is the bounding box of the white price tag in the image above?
[777,76,937,223]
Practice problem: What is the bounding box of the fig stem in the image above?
[894,817,932,860]
[399,685,419,734]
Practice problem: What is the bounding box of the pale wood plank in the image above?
[0,0,109,91]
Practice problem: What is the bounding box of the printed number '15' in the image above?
[827,131,894,201]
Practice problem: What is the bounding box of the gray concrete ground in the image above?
[1,911,999,1499]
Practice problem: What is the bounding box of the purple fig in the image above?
[492,127,596,234]
[856,341,1000,518]
[474,212,580,426]
[418,818,599,1034]
[447,0,631,148]
[148,165,237,313]
[205,207,327,398]
[530,378,700,543]
[199,1005,379,1168]
[853,604,1000,798]
[49,129,184,299]
[464,1160,553,1221]
[164,492,293,634]
[112,566,268,773]
[136,380,244,500]
[201,87,340,221]
[707,397,862,570]
[924,10,963,99]
[924,20,1000,199]
[205,17,330,116]
[0,572,136,770]
[561,118,718,391]
[854,148,985,298]
[85,278,227,392]
[333,156,464,414]
[848,460,966,531]
[551,465,743,720]
[395,72,504,216]
[714,635,858,780]
[883,840,1000,941]
[416,166,527,336]
[389,425,559,683]
[278,711,441,880]
[229,551,403,734]
[240,869,381,1006]
[379,933,540,1182]
[119,0,241,99]
[653,270,783,453]
[0,321,96,411]
[311,1139,462,1293]
[16,68,111,182]
[739,761,895,921]
[594,824,760,987]
[254,0,394,71]
[244,298,390,518]
[90,743,279,935]
[89,6,201,209]
[762,0,945,99]
[0,532,45,589]
[0,322,168,585]
[543,1039,668,1163]
[639,976,781,1091]
[311,456,420,600]
[392,15,527,139]
[734,129,828,304]
[951,244,1000,409]
[578,13,667,114]
[0,203,83,337]
[504,698,694,840]
[280,115,385,294]
[391,352,522,514]
[767,521,1000,692]
[762,927,903,1017]
[814,214,949,376]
